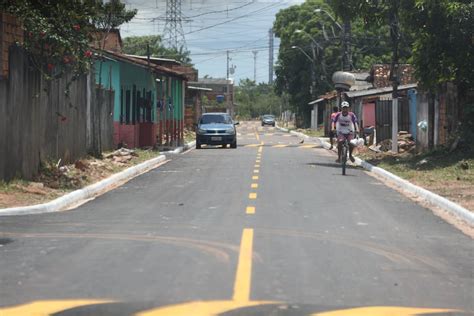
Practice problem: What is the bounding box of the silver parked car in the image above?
[261,114,276,126]
[196,113,239,149]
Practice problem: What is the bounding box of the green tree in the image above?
[273,0,396,126]
[401,0,473,91]
[122,35,193,65]
[0,0,136,81]
[235,79,283,119]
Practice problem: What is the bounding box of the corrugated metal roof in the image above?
[187,86,212,91]
[308,98,325,105]
[100,50,187,79]
[124,54,182,65]
[190,78,233,85]
[345,83,417,98]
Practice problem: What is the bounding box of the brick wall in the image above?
[0,13,23,79]
[371,64,415,88]
[171,64,198,81]
[91,30,122,53]
[118,124,139,148]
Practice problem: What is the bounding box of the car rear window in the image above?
[200,114,231,124]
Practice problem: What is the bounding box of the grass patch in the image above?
[357,146,474,210]
[0,149,163,208]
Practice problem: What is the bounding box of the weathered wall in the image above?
[0,13,23,80]
[0,46,114,181]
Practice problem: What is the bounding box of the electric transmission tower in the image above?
[163,0,187,50]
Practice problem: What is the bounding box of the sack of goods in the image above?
[350,138,365,147]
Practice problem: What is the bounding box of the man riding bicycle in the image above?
[332,101,359,163]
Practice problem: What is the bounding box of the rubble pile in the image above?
[397,131,416,153]
[371,131,415,153]
[105,148,138,165]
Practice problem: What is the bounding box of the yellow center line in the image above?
[253,170,259,174]
[252,176,259,180]
[251,183,258,189]
[312,306,458,316]
[233,228,254,302]
[254,128,260,141]
[254,164,260,168]
[256,160,261,163]
[249,193,257,199]
[246,206,255,214]
[0,300,114,316]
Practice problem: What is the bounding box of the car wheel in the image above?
[231,140,237,148]
[196,140,201,149]
[261,123,264,126]
[222,144,227,149]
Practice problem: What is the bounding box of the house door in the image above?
[376,97,411,143]
[375,98,392,142]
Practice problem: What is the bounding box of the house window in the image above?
[125,90,131,124]
[120,88,124,123]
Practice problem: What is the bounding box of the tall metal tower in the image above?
[268,28,274,84]
[163,0,187,50]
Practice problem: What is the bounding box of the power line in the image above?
[184,2,285,35]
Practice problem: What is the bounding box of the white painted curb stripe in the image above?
[0,155,166,216]
[317,137,474,226]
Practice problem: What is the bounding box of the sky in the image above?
[121,0,305,85]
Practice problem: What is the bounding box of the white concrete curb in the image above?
[276,125,473,226]
[162,141,196,154]
[317,137,474,226]
[0,155,167,216]
[275,125,310,139]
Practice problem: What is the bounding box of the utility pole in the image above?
[252,50,258,82]
[342,18,352,71]
[226,50,231,116]
[389,0,401,153]
[268,28,274,84]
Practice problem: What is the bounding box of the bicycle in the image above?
[341,136,349,175]
[339,131,359,176]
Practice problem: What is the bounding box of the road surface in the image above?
[0,121,472,315]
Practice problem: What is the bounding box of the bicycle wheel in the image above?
[341,143,347,175]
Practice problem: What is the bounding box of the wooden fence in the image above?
[0,46,114,181]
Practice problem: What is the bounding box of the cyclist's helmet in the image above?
[341,101,350,108]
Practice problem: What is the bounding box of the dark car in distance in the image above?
[196,113,239,149]
[261,114,276,126]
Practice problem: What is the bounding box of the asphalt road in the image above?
[0,121,472,316]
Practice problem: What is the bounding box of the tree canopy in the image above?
[273,0,397,126]
[122,35,192,65]
[273,0,473,127]
[235,79,283,119]
[0,0,136,80]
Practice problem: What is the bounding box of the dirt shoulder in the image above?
[0,149,162,209]
[355,145,473,212]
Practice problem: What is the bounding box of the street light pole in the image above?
[294,29,328,80]
[292,44,317,129]
[314,8,351,71]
